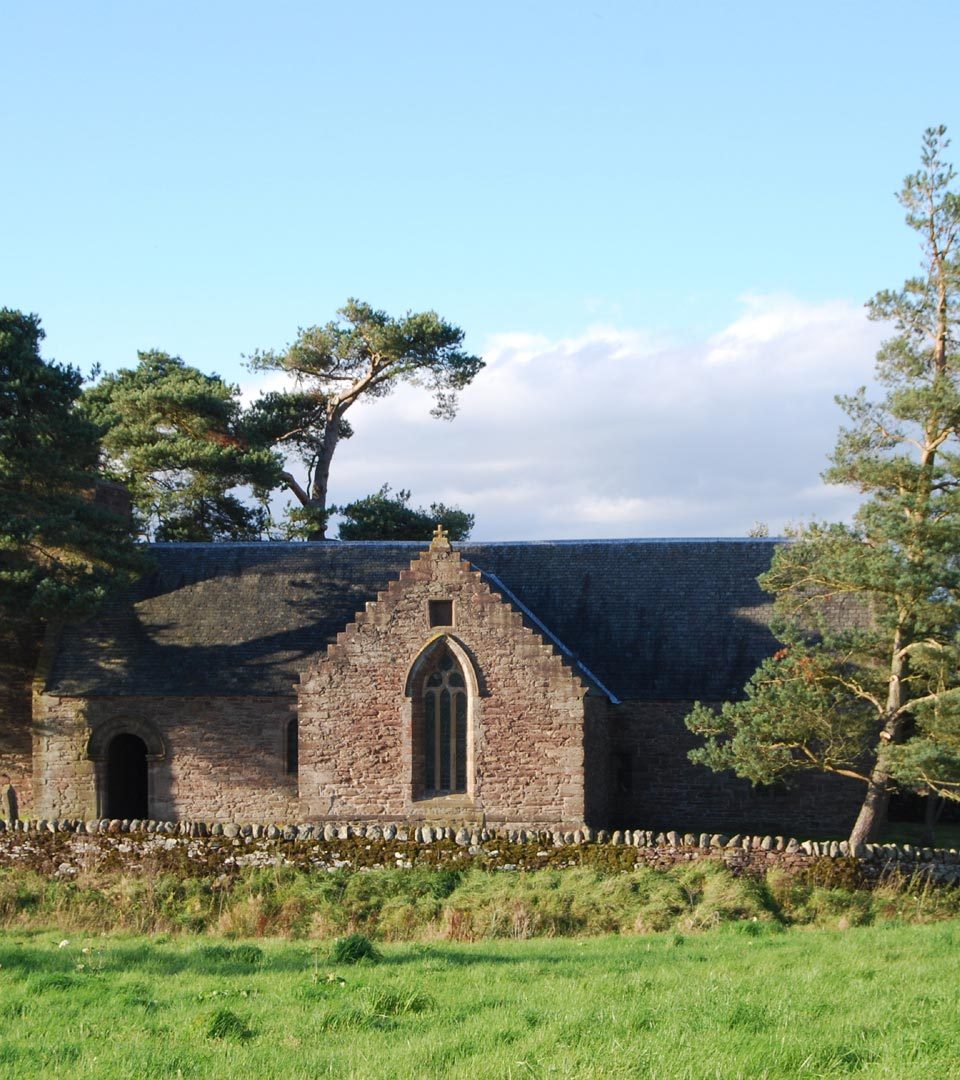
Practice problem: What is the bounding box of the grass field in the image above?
[3,860,960,940]
[0,921,958,1078]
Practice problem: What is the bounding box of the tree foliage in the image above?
[334,485,474,541]
[686,127,960,845]
[0,310,140,618]
[248,299,483,538]
[83,352,283,541]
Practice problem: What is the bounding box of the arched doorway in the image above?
[106,733,149,819]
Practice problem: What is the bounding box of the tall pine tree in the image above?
[247,300,483,539]
[686,127,960,846]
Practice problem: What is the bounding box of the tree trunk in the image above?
[305,407,343,541]
[848,765,893,847]
[279,408,344,541]
[849,628,910,848]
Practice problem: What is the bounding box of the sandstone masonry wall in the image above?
[611,700,864,836]
[0,624,36,814]
[32,692,298,821]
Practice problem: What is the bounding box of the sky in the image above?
[2,1,957,539]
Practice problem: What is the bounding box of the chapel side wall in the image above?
[32,693,300,822]
[611,701,864,836]
[0,623,39,814]
[32,691,94,818]
[582,694,612,827]
[298,546,588,827]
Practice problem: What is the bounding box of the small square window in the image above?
[429,599,454,627]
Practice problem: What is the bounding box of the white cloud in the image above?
[242,295,886,540]
[237,367,294,404]
[705,293,860,367]
[559,495,694,526]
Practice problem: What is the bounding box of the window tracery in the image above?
[422,647,467,794]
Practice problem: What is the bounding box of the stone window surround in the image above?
[428,598,454,627]
[284,717,299,781]
[403,634,480,808]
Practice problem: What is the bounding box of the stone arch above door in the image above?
[86,717,167,763]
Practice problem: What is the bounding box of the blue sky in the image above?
[3,2,957,538]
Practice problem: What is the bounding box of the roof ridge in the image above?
[142,537,786,551]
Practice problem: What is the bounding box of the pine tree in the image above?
[335,485,474,540]
[686,127,960,846]
[247,300,483,539]
[83,352,282,541]
[0,309,140,618]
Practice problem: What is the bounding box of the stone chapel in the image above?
[12,530,863,834]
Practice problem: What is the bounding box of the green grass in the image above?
[2,860,959,940]
[881,820,960,848]
[0,922,958,1077]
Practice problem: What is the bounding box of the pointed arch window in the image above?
[423,647,468,794]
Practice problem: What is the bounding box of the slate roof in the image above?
[45,539,784,702]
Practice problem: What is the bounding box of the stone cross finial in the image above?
[431,523,451,550]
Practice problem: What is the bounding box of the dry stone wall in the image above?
[3,816,960,886]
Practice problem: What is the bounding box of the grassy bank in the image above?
[0,922,958,1077]
[0,860,957,939]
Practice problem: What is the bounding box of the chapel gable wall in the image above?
[297,544,590,827]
